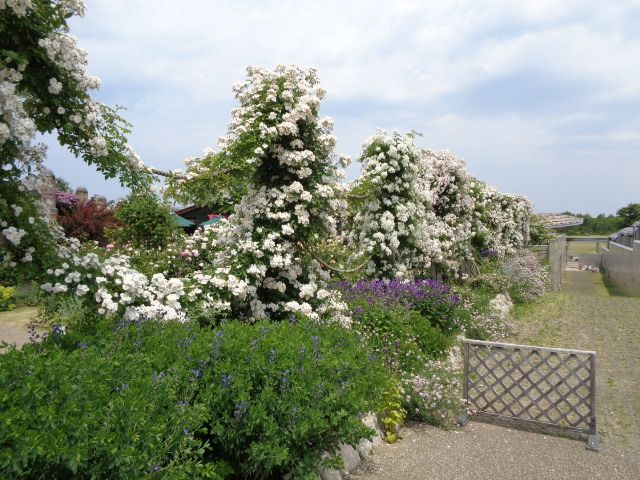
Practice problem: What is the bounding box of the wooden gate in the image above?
[458,339,599,450]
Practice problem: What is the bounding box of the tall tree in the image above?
[616,203,640,228]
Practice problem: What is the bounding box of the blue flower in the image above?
[51,324,66,336]
[233,401,248,420]
[221,374,233,388]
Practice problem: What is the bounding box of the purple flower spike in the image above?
[333,278,460,310]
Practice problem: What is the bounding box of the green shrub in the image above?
[414,296,466,335]
[0,321,227,479]
[112,192,178,249]
[11,282,40,306]
[38,292,100,334]
[377,383,406,443]
[0,319,388,479]
[352,305,451,375]
[0,285,16,311]
[197,319,388,478]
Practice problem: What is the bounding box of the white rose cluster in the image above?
[42,239,187,323]
[470,179,533,256]
[189,65,350,325]
[0,67,36,149]
[0,0,85,17]
[349,132,534,279]
[1,226,27,246]
[419,149,476,267]
[350,130,433,279]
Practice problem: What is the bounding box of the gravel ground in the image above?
[0,306,41,351]
[349,422,639,480]
[351,270,640,479]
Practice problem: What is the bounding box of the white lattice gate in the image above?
[458,339,599,450]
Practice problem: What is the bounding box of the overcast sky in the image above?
[43,0,640,214]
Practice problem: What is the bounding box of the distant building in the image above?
[610,227,635,248]
[174,205,227,229]
[538,213,584,229]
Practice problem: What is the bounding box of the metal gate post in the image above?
[457,341,471,426]
[587,353,600,451]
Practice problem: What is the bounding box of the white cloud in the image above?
[43,0,640,214]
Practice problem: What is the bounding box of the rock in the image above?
[361,413,384,437]
[340,443,361,473]
[371,433,384,447]
[320,469,342,480]
[356,438,373,459]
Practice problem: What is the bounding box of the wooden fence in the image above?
[459,339,599,450]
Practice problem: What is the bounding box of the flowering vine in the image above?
[181,66,351,325]
[349,130,432,279]
[0,0,151,282]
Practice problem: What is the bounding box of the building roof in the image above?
[171,213,195,227]
[200,217,223,227]
[538,213,584,229]
[617,227,634,236]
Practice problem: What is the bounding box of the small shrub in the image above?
[57,197,119,246]
[113,192,177,249]
[350,305,451,374]
[501,250,547,303]
[12,282,40,306]
[0,319,388,479]
[0,321,228,479]
[38,294,99,333]
[0,285,16,311]
[377,384,406,443]
[414,296,466,335]
[402,357,462,426]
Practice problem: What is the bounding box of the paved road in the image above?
[350,271,640,479]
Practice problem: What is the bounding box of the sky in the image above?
[43,0,640,215]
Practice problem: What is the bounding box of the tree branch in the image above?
[298,242,371,274]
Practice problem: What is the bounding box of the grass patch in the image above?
[510,292,563,347]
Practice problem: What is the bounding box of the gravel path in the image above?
[0,306,41,351]
[349,422,639,479]
[350,271,640,479]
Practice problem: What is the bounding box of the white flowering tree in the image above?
[348,133,534,280]
[349,130,434,279]
[469,179,533,256]
[0,1,151,281]
[419,149,476,271]
[182,66,350,324]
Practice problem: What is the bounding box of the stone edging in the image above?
[318,413,385,479]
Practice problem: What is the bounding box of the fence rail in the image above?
[459,338,599,450]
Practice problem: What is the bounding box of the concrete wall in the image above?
[601,240,640,296]
[530,245,549,262]
[548,235,567,291]
[576,253,603,268]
